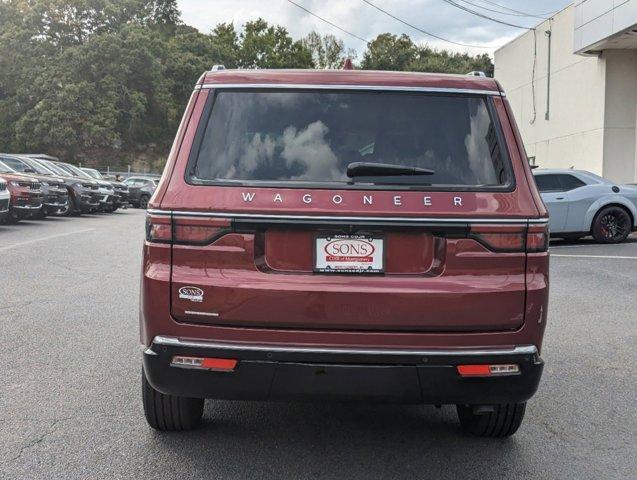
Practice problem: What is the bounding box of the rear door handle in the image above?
[555,197,565,200]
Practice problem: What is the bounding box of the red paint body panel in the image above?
[140,70,549,356]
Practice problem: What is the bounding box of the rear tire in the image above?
[142,370,204,431]
[138,194,150,209]
[456,403,526,437]
[591,206,631,244]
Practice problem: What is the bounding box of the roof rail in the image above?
[210,65,226,71]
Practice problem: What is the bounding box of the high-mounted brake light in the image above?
[457,364,520,377]
[171,356,237,371]
[145,213,231,245]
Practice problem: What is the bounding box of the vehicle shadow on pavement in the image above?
[149,401,527,479]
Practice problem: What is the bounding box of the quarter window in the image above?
[534,174,562,192]
[558,174,586,191]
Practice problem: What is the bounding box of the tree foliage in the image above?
[0,1,494,167]
[302,31,355,69]
[362,33,493,76]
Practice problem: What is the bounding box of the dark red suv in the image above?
[140,69,549,437]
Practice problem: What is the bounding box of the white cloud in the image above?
[177,0,571,57]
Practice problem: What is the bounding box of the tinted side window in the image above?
[558,174,586,191]
[534,174,563,192]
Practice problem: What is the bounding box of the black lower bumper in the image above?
[76,192,100,212]
[143,337,544,405]
[43,193,68,213]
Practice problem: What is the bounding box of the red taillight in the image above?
[146,214,231,245]
[173,217,231,245]
[145,214,171,243]
[457,364,520,377]
[470,223,549,253]
[526,224,549,252]
[470,225,526,252]
[171,356,237,371]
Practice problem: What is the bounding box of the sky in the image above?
[176,0,574,57]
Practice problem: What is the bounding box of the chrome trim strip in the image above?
[147,208,548,225]
[151,335,537,357]
[185,310,219,317]
[194,83,501,96]
[13,205,42,210]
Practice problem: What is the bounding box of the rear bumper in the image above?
[143,336,543,404]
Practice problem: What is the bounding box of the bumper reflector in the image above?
[457,364,520,377]
[171,356,237,371]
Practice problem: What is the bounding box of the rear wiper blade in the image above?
[346,162,434,178]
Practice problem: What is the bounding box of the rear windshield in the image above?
[190,90,511,189]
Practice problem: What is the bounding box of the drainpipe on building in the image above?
[545,27,552,121]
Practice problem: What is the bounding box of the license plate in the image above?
[315,234,384,273]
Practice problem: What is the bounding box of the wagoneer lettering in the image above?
[141,69,549,437]
[240,191,468,209]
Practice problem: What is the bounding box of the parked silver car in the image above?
[533,169,637,243]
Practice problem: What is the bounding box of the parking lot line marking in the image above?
[550,243,636,249]
[551,254,637,260]
[0,228,95,251]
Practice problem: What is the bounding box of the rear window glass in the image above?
[190,90,511,188]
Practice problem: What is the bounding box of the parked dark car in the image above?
[140,69,550,437]
[0,154,68,217]
[28,158,101,215]
[124,177,158,208]
[0,177,9,223]
[51,162,116,213]
[0,162,43,222]
[82,167,129,210]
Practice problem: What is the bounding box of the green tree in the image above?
[361,32,493,76]
[0,2,494,168]
[239,19,312,69]
[361,33,417,71]
[209,23,240,68]
[302,31,355,69]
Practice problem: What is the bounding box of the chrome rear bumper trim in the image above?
[151,335,538,357]
[147,209,549,225]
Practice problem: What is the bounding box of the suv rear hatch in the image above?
[159,87,542,333]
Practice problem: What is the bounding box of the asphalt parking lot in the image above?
[1,210,635,480]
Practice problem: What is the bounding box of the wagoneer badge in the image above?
[179,286,204,303]
[241,192,464,207]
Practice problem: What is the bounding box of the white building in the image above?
[494,1,637,183]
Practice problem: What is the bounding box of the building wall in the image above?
[495,6,608,175]
[574,0,637,53]
[602,50,637,182]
